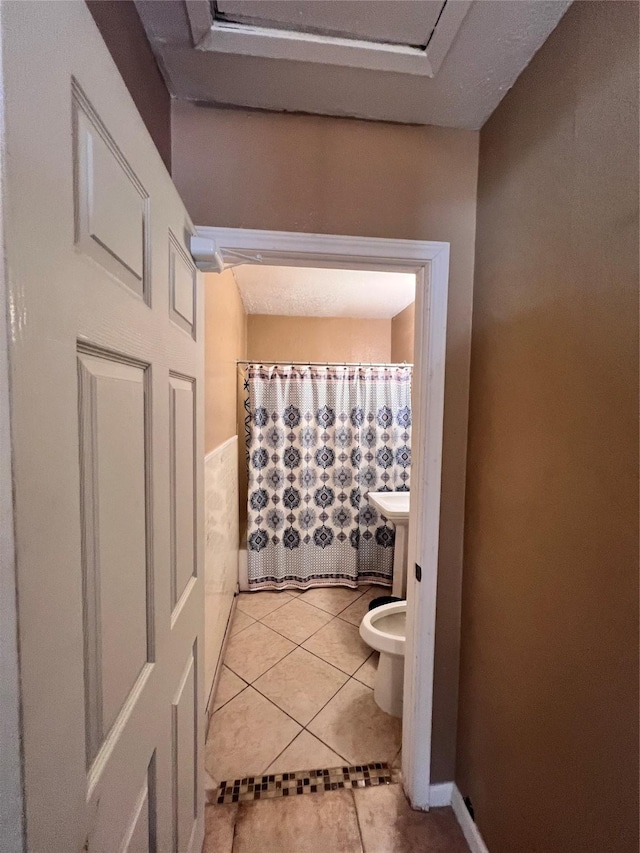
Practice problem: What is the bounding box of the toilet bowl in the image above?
[359,600,407,718]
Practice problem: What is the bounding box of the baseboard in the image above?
[205,594,238,726]
[451,785,490,853]
[429,782,453,807]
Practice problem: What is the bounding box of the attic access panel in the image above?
[198,0,472,77]
[213,0,446,48]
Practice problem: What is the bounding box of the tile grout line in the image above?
[350,787,367,853]
[303,673,357,726]
[252,593,374,664]
[211,681,250,716]
[212,589,394,784]
[224,652,361,760]
[234,590,295,622]
[224,643,301,694]
[221,622,372,705]
[224,599,375,697]
[258,726,352,777]
[249,599,374,676]
[239,583,379,623]
[217,667,370,773]
[299,635,373,678]
[256,607,334,646]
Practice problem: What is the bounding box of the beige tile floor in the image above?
[204,783,470,853]
[206,586,403,785]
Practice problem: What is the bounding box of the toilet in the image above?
[359,600,407,718]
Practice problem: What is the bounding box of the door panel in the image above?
[119,756,156,853]
[172,648,198,853]
[170,373,197,612]
[169,234,197,338]
[2,4,204,852]
[73,81,149,300]
[77,350,152,764]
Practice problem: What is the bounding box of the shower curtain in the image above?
[244,364,411,590]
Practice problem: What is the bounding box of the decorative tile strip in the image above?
[211,762,400,805]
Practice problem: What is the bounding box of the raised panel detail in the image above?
[78,347,152,765]
[73,80,149,299]
[169,232,197,338]
[119,753,157,853]
[172,647,198,853]
[169,374,196,610]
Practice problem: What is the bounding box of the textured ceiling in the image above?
[233,265,416,319]
[136,0,571,128]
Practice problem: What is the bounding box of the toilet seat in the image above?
[359,600,406,655]
[359,600,407,718]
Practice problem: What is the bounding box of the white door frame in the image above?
[193,227,449,809]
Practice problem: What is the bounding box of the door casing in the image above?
[193,226,450,809]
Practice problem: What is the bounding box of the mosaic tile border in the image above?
[213,762,400,805]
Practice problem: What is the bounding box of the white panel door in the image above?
[1,3,204,852]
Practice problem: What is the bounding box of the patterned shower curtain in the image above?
[244,364,411,590]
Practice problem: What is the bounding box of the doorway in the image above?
[193,227,450,809]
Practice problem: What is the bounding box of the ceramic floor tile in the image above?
[353,652,379,689]
[236,590,292,620]
[307,679,402,766]
[205,686,301,783]
[204,768,217,794]
[302,617,372,675]
[223,621,296,683]
[295,585,369,615]
[229,608,255,637]
[203,803,238,853]
[264,730,346,775]
[253,647,348,725]
[232,789,363,853]
[339,587,391,626]
[354,785,470,853]
[212,665,247,712]
[260,596,333,644]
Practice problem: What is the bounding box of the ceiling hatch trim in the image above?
[185,0,472,77]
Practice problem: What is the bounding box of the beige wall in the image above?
[247,315,391,363]
[172,103,479,782]
[204,269,247,454]
[391,303,415,364]
[457,3,639,851]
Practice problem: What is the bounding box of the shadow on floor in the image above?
[204,782,470,853]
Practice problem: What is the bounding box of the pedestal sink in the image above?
[367,491,410,598]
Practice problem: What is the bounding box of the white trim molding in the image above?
[195,226,450,812]
[429,782,454,807]
[452,785,491,853]
[187,0,472,78]
[204,433,238,464]
[193,227,448,272]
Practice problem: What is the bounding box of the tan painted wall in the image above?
[247,315,391,363]
[391,303,415,364]
[457,3,639,851]
[172,103,479,782]
[204,269,247,454]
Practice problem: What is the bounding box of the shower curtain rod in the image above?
[236,360,413,368]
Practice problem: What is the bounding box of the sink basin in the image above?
[368,491,410,522]
[368,492,410,597]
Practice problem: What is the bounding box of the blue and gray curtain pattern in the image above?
[244,364,412,590]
